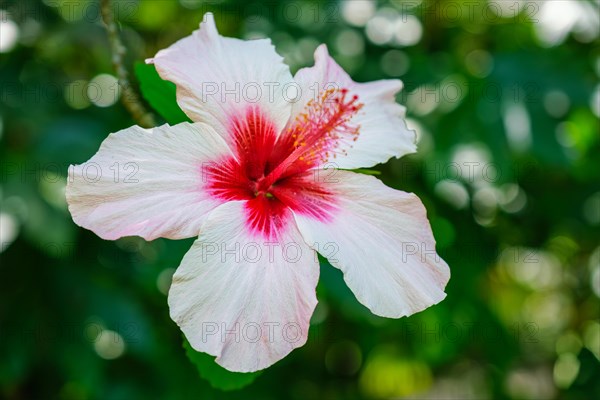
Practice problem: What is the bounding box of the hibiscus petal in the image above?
[150,13,294,145]
[169,201,319,372]
[293,170,449,318]
[292,45,416,169]
[66,122,231,240]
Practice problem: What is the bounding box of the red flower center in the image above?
[204,88,362,238]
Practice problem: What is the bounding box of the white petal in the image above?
[150,13,294,144]
[66,122,231,240]
[292,45,416,169]
[293,171,449,318]
[169,201,319,372]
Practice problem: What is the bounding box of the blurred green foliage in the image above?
[1,0,599,399]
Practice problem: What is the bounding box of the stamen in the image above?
[291,88,363,164]
[260,88,363,189]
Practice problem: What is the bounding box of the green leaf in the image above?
[134,62,191,125]
[183,339,262,391]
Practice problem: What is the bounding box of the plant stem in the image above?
[100,0,156,128]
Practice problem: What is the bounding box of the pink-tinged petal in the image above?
[293,171,449,318]
[66,122,232,241]
[169,201,319,372]
[291,45,416,169]
[150,13,294,145]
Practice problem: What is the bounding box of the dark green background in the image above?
[1,0,599,399]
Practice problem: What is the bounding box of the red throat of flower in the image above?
[204,88,363,238]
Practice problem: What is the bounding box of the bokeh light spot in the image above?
[544,90,571,118]
[0,13,19,53]
[365,9,397,45]
[342,0,376,27]
[393,15,422,47]
[583,320,600,360]
[360,348,432,398]
[87,74,120,108]
[325,340,362,376]
[583,192,600,225]
[435,180,469,210]
[553,353,580,388]
[94,329,126,360]
[465,50,494,78]
[0,212,19,253]
[503,103,532,152]
[334,29,365,57]
[156,268,175,295]
[380,49,410,76]
[65,80,91,110]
